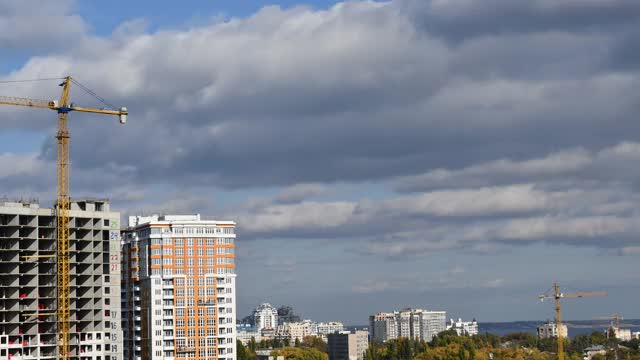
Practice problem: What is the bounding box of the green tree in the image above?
[302,336,328,353]
[238,340,250,360]
[272,347,329,360]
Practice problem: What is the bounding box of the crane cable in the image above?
[0,77,118,111]
[71,78,117,111]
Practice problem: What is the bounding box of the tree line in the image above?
[237,329,640,360]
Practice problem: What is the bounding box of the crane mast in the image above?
[57,77,72,360]
[0,75,127,360]
[539,282,607,360]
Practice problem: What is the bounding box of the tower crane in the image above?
[0,76,127,360]
[539,281,607,360]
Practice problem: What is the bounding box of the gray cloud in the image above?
[1,0,638,191]
[401,0,640,42]
[396,141,640,193]
[2,1,640,260]
[0,0,87,51]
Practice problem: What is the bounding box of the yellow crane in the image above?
[0,76,127,360]
[539,282,607,360]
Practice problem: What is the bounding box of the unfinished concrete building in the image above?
[0,199,123,360]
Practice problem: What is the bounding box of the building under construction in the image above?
[0,199,123,360]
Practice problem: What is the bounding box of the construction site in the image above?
[0,76,129,360]
[0,199,122,360]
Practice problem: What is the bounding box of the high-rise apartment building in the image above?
[0,199,123,360]
[253,304,278,331]
[369,313,398,342]
[417,311,446,341]
[121,215,236,360]
[369,309,446,342]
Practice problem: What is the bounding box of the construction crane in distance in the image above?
[539,281,607,360]
[593,313,633,360]
[0,76,127,360]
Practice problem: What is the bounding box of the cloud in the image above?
[1,0,639,193]
[2,0,640,262]
[0,0,87,51]
[396,141,640,192]
[274,183,327,204]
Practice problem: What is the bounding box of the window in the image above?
[104,219,110,227]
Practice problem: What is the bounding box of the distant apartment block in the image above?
[369,309,446,342]
[537,321,567,339]
[253,303,278,331]
[0,199,122,360]
[121,215,237,360]
[236,325,261,346]
[274,320,344,343]
[446,318,478,336]
[316,322,345,341]
[327,330,368,360]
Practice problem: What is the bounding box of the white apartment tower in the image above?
[0,199,123,360]
[253,304,278,331]
[121,215,236,360]
[369,309,446,342]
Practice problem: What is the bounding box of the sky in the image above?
[1,0,640,325]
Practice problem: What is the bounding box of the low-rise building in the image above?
[537,321,568,339]
[447,318,478,336]
[237,324,262,345]
[583,345,606,360]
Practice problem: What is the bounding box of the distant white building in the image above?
[317,322,345,340]
[609,327,632,341]
[537,321,568,339]
[418,311,447,341]
[369,309,446,342]
[282,321,314,342]
[237,325,262,345]
[447,318,478,336]
[254,303,279,331]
